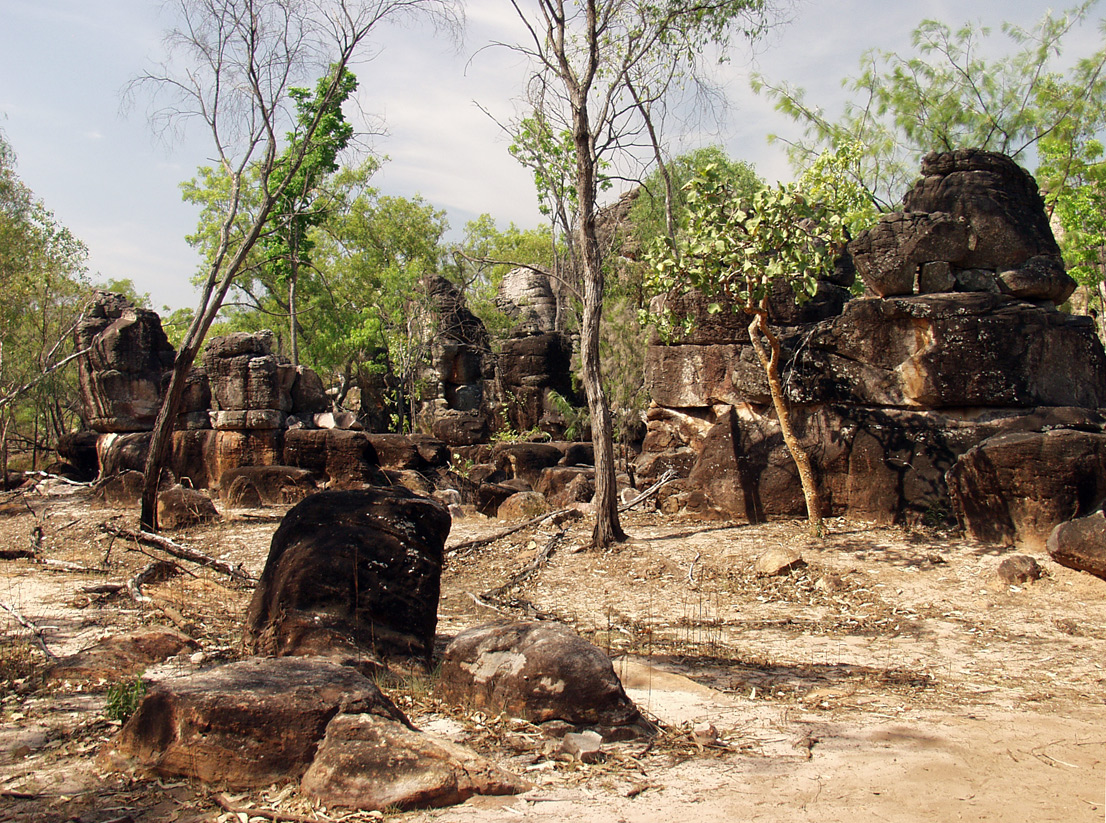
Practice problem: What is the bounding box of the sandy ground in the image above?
[1,477,1104,823]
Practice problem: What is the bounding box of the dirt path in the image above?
[1,481,1103,822]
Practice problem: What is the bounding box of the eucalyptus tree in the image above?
[505,0,773,548]
[129,0,460,530]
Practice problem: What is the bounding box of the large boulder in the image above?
[243,488,451,661]
[792,294,1106,410]
[219,466,317,506]
[301,711,529,810]
[203,330,296,414]
[283,429,385,488]
[902,149,1062,270]
[103,657,409,788]
[156,485,220,530]
[437,621,651,738]
[76,292,176,433]
[496,268,558,332]
[948,429,1106,548]
[1047,510,1106,581]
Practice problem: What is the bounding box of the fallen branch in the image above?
[448,508,574,556]
[482,529,564,600]
[213,792,323,823]
[100,523,256,584]
[0,600,58,660]
[126,559,182,603]
[447,469,678,556]
[618,469,678,512]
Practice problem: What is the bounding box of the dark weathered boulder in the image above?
[1047,510,1106,581]
[902,149,1062,270]
[498,332,573,389]
[475,481,518,517]
[291,366,331,416]
[559,441,595,467]
[92,470,146,507]
[437,621,650,738]
[793,294,1106,409]
[645,343,770,408]
[284,429,384,488]
[214,429,283,483]
[996,555,1044,585]
[366,433,428,470]
[243,488,451,661]
[104,656,408,788]
[157,485,219,530]
[204,330,296,414]
[76,292,176,433]
[849,211,971,297]
[998,255,1076,304]
[492,442,565,486]
[948,429,1106,548]
[56,431,100,482]
[46,628,197,685]
[432,410,489,447]
[97,432,153,478]
[170,429,219,490]
[301,711,529,811]
[536,466,594,508]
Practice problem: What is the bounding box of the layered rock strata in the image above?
[640,150,1106,527]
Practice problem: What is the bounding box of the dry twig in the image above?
[482,529,564,600]
[213,792,323,823]
[0,599,58,660]
[448,469,678,556]
[100,523,255,584]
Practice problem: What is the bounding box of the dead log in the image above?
[100,523,256,584]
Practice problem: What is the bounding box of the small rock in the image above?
[691,722,719,746]
[997,554,1043,585]
[755,547,805,577]
[560,730,603,763]
[814,574,845,593]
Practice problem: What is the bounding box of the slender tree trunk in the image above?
[570,81,626,550]
[289,261,300,367]
[746,306,824,535]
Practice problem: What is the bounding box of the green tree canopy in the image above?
[754,2,1106,208]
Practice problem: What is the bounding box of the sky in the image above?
[0,0,1100,311]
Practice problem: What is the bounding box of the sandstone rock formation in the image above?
[243,488,451,662]
[495,267,559,333]
[437,621,653,739]
[419,276,495,446]
[76,292,176,433]
[104,656,527,810]
[1048,510,1106,581]
[639,150,1106,527]
[301,710,529,810]
[104,657,410,787]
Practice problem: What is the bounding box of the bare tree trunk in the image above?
[746,306,824,536]
[570,50,626,549]
[289,261,300,367]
